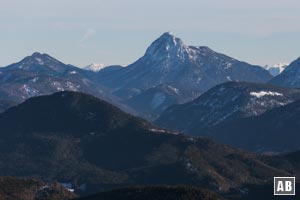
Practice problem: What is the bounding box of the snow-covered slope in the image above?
[156,81,300,134]
[208,99,300,152]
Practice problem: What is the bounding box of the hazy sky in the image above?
[0,0,299,67]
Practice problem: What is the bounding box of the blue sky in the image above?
[0,0,299,67]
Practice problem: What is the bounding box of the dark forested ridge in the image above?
[0,99,17,113]
[0,176,76,200]
[76,186,226,200]
[0,91,299,198]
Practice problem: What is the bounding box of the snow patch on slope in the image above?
[21,85,40,98]
[69,71,77,75]
[167,85,179,94]
[250,91,283,98]
[35,58,44,65]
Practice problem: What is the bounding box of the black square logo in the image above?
[274,177,295,196]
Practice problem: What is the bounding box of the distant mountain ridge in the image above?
[0,33,274,120]
[0,52,133,114]
[0,52,100,101]
[4,52,76,74]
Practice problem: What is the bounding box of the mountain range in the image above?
[0,33,299,151]
[2,33,300,122]
[0,91,299,198]
[97,32,273,119]
[2,32,300,199]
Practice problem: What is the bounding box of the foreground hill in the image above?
[98,32,272,119]
[0,99,17,113]
[76,186,225,200]
[0,91,298,196]
[0,176,76,200]
[156,82,300,135]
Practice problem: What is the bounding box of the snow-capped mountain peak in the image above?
[264,63,289,76]
[143,32,189,62]
[11,52,64,70]
[141,32,237,68]
[84,63,107,72]
[28,52,60,64]
[2,52,79,76]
